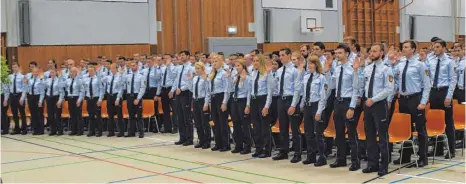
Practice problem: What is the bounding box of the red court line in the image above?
[1,149,201,183]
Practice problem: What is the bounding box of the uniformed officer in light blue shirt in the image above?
[40,69,65,136]
[272,48,301,162]
[294,55,330,166]
[142,57,161,133]
[1,84,10,134]
[83,65,105,137]
[7,63,27,135]
[454,46,465,103]
[156,54,178,133]
[362,43,394,176]
[66,67,85,136]
[391,40,431,167]
[103,63,125,137]
[124,60,147,138]
[27,68,45,135]
[427,39,457,159]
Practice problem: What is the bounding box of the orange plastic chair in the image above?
[43,102,48,118]
[61,101,70,119]
[426,109,450,165]
[357,112,366,140]
[394,101,400,113]
[158,100,163,114]
[101,100,108,119]
[271,120,280,133]
[122,100,129,119]
[389,113,416,172]
[142,100,156,132]
[453,103,465,156]
[81,100,89,118]
[324,112,336,138]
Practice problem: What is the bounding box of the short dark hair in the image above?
[301,44,311,50]
[280,48,292,55]
[163,53,173,58]
[218,52,224,56]
[194,51,201,55]
[336,43,351,54]
[355,43,361,53]
[29,61,38,66]
[431,37,441,42]
[402,40,417,52]
[272,51,279,56]
[104,59,112,64]
[434,39,447,48]
[272,58,283,68]
[237,53,244,57]
[203,53,209,58]
[371,42,386,53]
[179,50,191,56]
[230,53,238,57]
[313,42,326,50]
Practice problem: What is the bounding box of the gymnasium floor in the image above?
[1,133,465,183]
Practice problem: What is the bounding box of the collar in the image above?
[183,62,191,66]
[284,62,294,68]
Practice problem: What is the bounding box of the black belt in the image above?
[279,96,293,100]
[211,93,224,98]
[161,87,172,90]
[400,92,421,99]
[336,97,351,102]
[251,95,266,100]
[193,97,205,101]
[12,93,22,96]
[233,98,247,102]
[67,96,79,99]
[304,101,318,106]
[28,94,40,97]
[431,86,448,91]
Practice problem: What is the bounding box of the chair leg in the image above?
[410,140,418,169]
[154,116,160,133]
[432,136,438,166]
[443,135,452,161]
[462,130,465,156]
[399,141,404,174]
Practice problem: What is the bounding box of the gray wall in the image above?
[1,0,6,33]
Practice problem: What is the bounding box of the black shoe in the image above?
[68,132,77,136]
[302,154,316,165]
[107,132,115,137]
[87,133,95,137]
[194,144,203,148]
[290,154,302,163]
[240,149,251,155]
[408,158,428,168]
[49,132,57,136]
[76,132,83,136]
[231,148,242,154]
[139,134,144,138]
[124,134,134,137]
[362,166,379,173]
[21,131,27,135]
[272,152,289,160]
[57,132,63,136]
[445,153,455,159]
[220,147,231,152]
[258,152,271,158]
[329,160,347,168]
[1,131,8,135]
[117,133,124,137]
[10,131,20,135]
[314,157,327,167]
[377,168,388,176]
[393,157,411,165]
[96,133,102,137]
[174,140,185,145]
[252,150,262,158]
[172,128,178,134]
[182,141,193,146]
[211,146,220,151]
[202,144,211,149]
[349,162,361,171]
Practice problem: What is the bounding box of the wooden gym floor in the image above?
[1,133,465,183]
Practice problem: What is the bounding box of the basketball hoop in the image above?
[307,26,324,32]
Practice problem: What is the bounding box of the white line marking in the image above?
[395,173,464,183]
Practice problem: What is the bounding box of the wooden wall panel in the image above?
[263,42,339,53]
[17,44,150,72]
[189,0,202,52]
[158,0,176,54]
[176,0,189,51]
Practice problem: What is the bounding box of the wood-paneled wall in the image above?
[263,42,340,53]
[157,0,254,54]
[17,44,150,72]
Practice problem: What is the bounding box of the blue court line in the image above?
[389,162,465,183]
[2,141,171,165]
[108,157,256,183]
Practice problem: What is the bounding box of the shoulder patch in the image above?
[425,70,429,76]
[389,75,393,82]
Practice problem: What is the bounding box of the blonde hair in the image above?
[194,61,205,72]
[291,51,301,59]
[254,54,267,77]
[308,55,323,73]
[209,56,224,80]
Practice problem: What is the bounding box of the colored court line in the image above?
[2,152,142,174]
[2,142,170,165]
[33,136,252,183]
[389,162,465,183]
[395,173,464,183]
[3,136,202,183]
[109,158,255,183]
[60,136,306,183]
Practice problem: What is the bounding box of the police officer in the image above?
[8,63,27,135]
[263,58,282,158]
[390,40,431,167]
[143,57,160,132]
[323,51,337,156]
[66,67,85,136]
[84,65,105,137]
[362,43,394,176]
[427,39,457,159]
[157,54,178,133]
[27,68,44,135]
[1,84,9,135]
[125,60,147,138]
[272,48,301,163]
[170,50,195,145]
[105,63,125,137]
[454,46,465,103]
[208,55,230,151]
[40,68,65,135]
[295,55,329,166]
[188,62,211,149]
[324,44,360,171]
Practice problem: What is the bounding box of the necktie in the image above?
[195,77,200,98]
[13,74,17,94]
[50,78,54,96]
[110,75,114,94]
[70,78,74,95]
[163,67,168,86]
[254,72,260,96]
[131,73,135,94]
[306,73,314,103]
[337,66,343,98]
[90,77,93,97]
[212,70,218,91]
[32,77,36,95]
[178,65,185,88]
[402,60,409,92]
[235,76,240,98]
[368,64,376,98]
[147,67,151,87]
[433,58,440,88]
[279,66,286,96]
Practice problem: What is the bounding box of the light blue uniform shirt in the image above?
[27,76,43,96]
[231,75,250,99]
[83,75,105,102]
[40,77,65,104]
[187,75,211,107]
[104,73,124,101]
[246,71,273,108]
[79,68,88,78]
[294,72,329,114]
[156,64,177,95]
[276,62,299,97]
[325,62,359,108]
[65,76,85,103]
[427,53,457,99]
[124,71,146,100]
[456,57,465,90]
[171,62,194,93]
[392,57,431,104]
[205,63,213,75]
[363,60,394,103]
[98,67,110,79]
[270,71,280,96]
[209,68,230,104]
[143,66,160,88]
[8,72,26,101]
